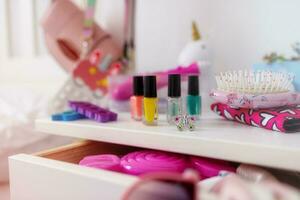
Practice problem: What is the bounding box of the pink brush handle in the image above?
[111,63,200,101]
[191,156,236,179]
[120,150,188,176]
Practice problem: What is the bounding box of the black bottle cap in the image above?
[168,74,181,97]
[133,76,144,96]
[188,75,199,96]
[144,76,157,98]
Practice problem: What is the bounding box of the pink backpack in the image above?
[41,0,122,72]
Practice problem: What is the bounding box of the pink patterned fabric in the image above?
[211,103,300,133]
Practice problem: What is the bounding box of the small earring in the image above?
[175,115,196,131]
[175,116,185,131]
[187,116,196,131]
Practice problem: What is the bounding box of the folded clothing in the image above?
[211,103,300,133]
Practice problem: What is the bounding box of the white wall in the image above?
[210,0,300,72]
[0,0,65,93]
[1,0,300,82]
[137,0,300,70]
[98,0,300,73]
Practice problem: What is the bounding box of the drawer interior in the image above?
[33,140,300,190]
[35,140,140,164]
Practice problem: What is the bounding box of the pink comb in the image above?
[120,150,188,176]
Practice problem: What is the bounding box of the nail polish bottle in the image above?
[143,76,158,125]
[130,76,144,121]
[187,75,201,119]
[167,74,182,124]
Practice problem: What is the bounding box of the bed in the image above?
[0,55,74,199]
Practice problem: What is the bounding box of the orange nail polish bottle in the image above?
[130,76,144,120]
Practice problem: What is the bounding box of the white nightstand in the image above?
[9,113,300,200]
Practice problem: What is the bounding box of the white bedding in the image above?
[0,86,73,183]
[0,183,9,200]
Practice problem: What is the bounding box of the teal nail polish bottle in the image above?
[187,75,201,119]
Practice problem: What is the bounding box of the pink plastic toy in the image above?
[190,156,236,179]
[73,59,109,93]
[73,49,124,93]
[41,0,121,72]
[79,154,121,172]
[120,150,188,176]
[111,63,200,101]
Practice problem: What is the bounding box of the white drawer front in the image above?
[9,141,137,200]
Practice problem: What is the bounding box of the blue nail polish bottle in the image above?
[186,75,201,119]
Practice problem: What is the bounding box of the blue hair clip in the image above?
[52,111,87,121]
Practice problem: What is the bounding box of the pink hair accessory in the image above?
[210,90,300,109]
[79,154,121,172]
[41,0,121,72]
[120,150,188,175]
[191,156,236,179]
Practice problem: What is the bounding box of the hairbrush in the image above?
[215,70,294,94]
[210,70,300,109]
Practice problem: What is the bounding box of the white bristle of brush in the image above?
[237,164,277,183]
[215,70,294,94]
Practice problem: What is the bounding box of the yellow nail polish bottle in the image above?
[143,76,158,125]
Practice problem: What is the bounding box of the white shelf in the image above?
[36,113,300,172]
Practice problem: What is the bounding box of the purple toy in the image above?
[120,150,188,176]
[51,110,87,121]
[69,101,117,122]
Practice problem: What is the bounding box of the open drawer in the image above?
[9,141,141,200]
[9,140,226,200]
[9,140,300,200]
